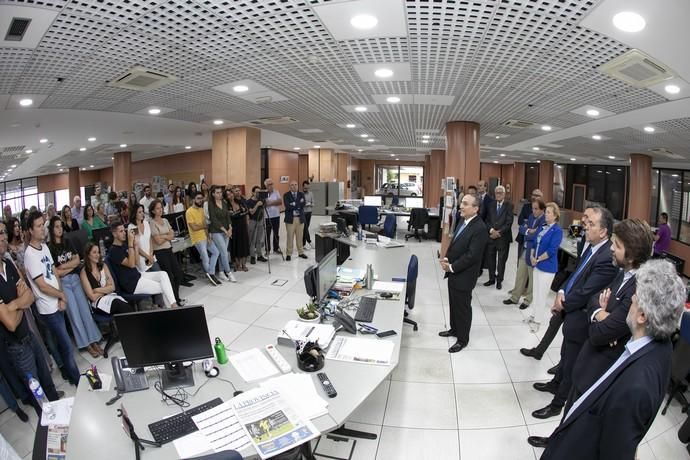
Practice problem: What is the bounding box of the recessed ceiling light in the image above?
[618,168,622,172]
[185,146,191,149]
[495,136,500,139]
[541,125,552,131]
[395,158,399,161]
[570,158,577,161]
[608,155,616,159]
[111,157,114,160]
[345,124,356,128]
[664,84,681,95]
[643,126,655,133]
[422,135,430,139]
[612,11,646,33]
[39,138,48,143]
[350,14,378,30]
[148,108,161,115]
[537,160,541,163]
[374,68,394,78]
[89,165,94,168]
[357,149,363,152]
[422,140,429,144]
[586,109,600,117]
[360,134,369,138]
[592,134,602,140]
[19,98,33,107]
[293,147,300,150]
[390,154,395,157]
[532,147,540,151]
[213,119,224,125]
[314,145,321,148]
[79,147,86,151]
[59,168,64,172]
[367,139,375,142]
[87,137,96,142]
[25,149,32,154]
[354,106,367,112]
[500,154,506,157]
[386,96,400,103]
[81,168,86,171]
[56,163,61,167]
[119,143,127,148]
[493,160,499,164]
[233,85,249,93]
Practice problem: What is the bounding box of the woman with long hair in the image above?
[227,185,250,271]
[149,199,187,304]
[80,242,135,316]
[171,186,185,213]
[47,216,103,357]
[186,182,198,209]
[60,205,79,232]
[81,204,106,242]
[208,185,236,282]
[127,204,157,272]
[6,217,25,273]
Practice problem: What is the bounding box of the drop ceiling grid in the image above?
[0,0,68,10]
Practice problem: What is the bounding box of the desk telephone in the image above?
[334,310,357,334]
[111,356,149,393]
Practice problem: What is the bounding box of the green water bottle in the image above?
[214,337,228,364]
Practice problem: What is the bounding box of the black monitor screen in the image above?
[115,305,213,368]
[318,249,338,300]
[163,211,186,234]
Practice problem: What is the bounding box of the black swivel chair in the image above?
[405,208,429,242]
[662,310,690,415]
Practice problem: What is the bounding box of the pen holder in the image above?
[296,342,324,373]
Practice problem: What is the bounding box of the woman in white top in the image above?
[127,204,157,272]
[80,242,135,316]
[170,186,185,213]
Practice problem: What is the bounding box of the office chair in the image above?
[65,228,88,260]
[393,255,419,331]
[404,208,429,242]
[104,255,153,308]
[380,214,396,238]
[662,311,690,415]
[358,205,379,231]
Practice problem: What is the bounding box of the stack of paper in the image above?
[229,348,280,382]
[337,267,366,283]
[277,320,335,348]
[326,336,395,366]
[371,281,405,294]
[259,373,329,420]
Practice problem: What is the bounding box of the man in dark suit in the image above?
[536,259,685,459]
[477,180,493,223]
[515,189,543,262]
[282,181,307,261]
[529,205,618,420]
[528,218,655,449]
[483,185,513,289]
[439,194,489,353]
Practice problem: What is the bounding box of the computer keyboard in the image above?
[148,397,223,444]
[355,296,377,322]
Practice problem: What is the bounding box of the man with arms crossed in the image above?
[439,194,489,353]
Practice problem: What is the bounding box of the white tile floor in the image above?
[1,216,688,459]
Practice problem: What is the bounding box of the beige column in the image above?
[628,154,652,221]
[112,151,131,192]
[212,127,261,189]
[538,160,554,202]
[68,167,81,202]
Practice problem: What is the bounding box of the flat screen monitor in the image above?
[91,227,113,250]
[304,264,318,300]
[115,305,213,389]
[405,197,424,209]
[318,249,338,300]
[163,211,186,235]
[363,195,382,207]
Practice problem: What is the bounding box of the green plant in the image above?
[296,303,319,320]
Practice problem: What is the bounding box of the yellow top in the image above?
[185,206,207,245]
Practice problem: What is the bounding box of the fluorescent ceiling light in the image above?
[532,147,540,151]
[185,146,191,149]
[314,145,321,148]
[422,135,430,139]
[386,96,400,103]
[79,147,86,151]
[148,108,161,115]
[643,126,655,133]
[87,137,96,142]
[570,158,577,161]
[11,165,16,168]
[612,11,646,33]
[500,154,506,157]
[541,125,552,131]
[354,106,367,112]
[346,124,356,128]
[367,139,375,142]
[19,99,33,107]
[665,84,680,94]
[592,135,602,140]
[586,109,600,117]
[608,155,616,159]
[350,14,378,30]
[120,144,127,148]
[233,85,249,93]
[293,147,300,150]
[25,149,32,154]
[213,120,224,125]
[422,140,429,144]
[374,68,394,78]
[360,134,369,138]
[39,138,48,143]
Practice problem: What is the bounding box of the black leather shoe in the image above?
[286,256,291,261]
[547,362,560,375]
[438,330,456,337]
[519,302,529,310]
[527,436,550,448]
[448,341,467,353]
[257,256,268,262]
[483,279,495,287]
[181,281,194,287]
[533,381,558,394]
[496,281,502,289]
[298,254,308,259]
[503,299,516,305]
[532,404,562,419]
[250,257,256,264]
[520,347,543,360]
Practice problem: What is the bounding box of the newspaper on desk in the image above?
[46,425,69,460]
[232,388,320,459]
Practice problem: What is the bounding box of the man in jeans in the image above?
[246,186,268,264]
[263,178,283,255]
[22,211,80,386]
[186,192,221,286]
[0,227,62,417]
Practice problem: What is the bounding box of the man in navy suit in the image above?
[283,181,307,261]
[530,205,618,420]
[528,218,655,448]
[537,259,685,459]
[477,180,493,223]
[482,185,513,289]
[439,194,489,353]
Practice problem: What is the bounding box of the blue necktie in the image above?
[564,245,593,294]
[453,222,467,243]
[497,202,502,214]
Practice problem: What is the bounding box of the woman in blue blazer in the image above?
[527,202,563,332]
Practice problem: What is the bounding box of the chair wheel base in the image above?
[413,325,418,331]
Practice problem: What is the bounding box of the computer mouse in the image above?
[381,292,393,299]
[233,390,244,397]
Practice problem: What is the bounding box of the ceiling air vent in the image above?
[649,147,684,159]
[108,66,177,91]
[246,116,299,126]
[599,49,675,88]
[5,18,31,41]
[502,119,535,129]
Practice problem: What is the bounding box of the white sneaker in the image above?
[227,272,237,283]
[217,272,229,282]
[304,242,312,250]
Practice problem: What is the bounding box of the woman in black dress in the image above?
[226,186,250,271]
[61,205,79,232]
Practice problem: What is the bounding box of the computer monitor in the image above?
[115,305,213,390]
[304,264,318,300]
[163,211,186,235]
[92,227,113,250]
[318,249,338,301]
[405,197,424,209]
[363,195,382,207]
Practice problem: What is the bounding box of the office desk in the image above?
[559,236,578,259]
[66,243,409,459]
[171,236,192,253]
